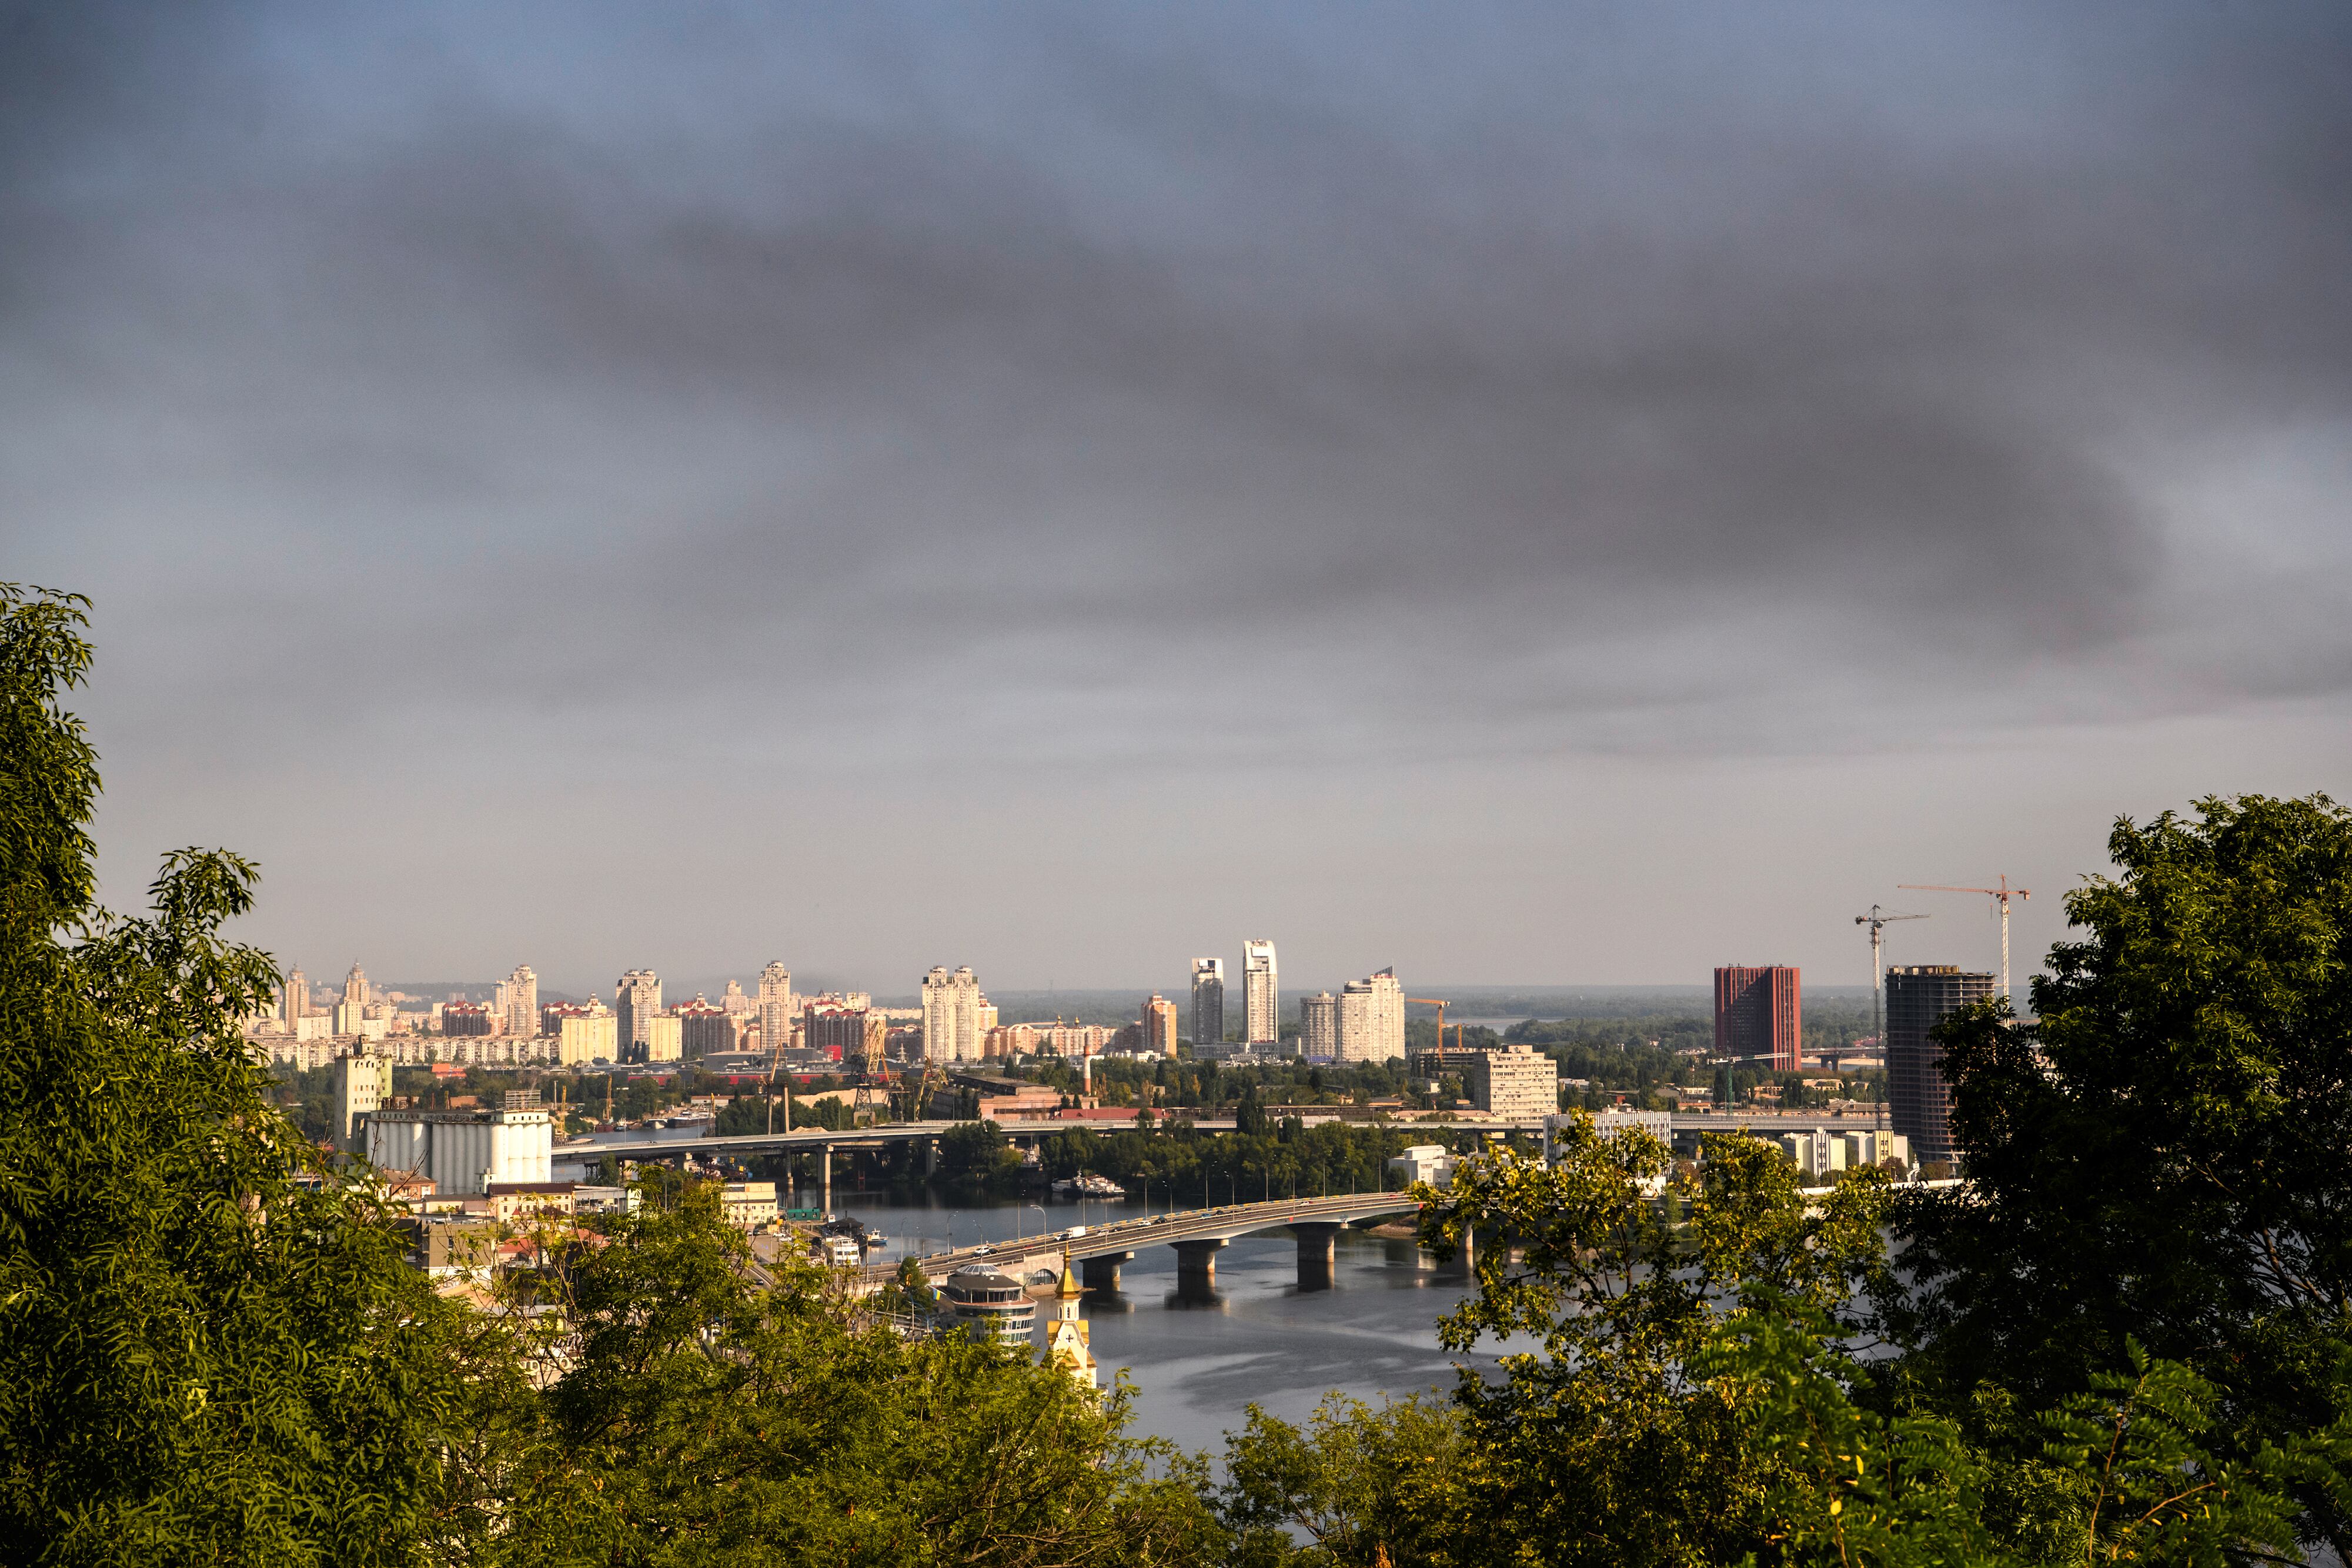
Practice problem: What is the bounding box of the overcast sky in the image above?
[6,2,2348,997]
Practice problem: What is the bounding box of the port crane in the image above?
[1899,877,2031,1000]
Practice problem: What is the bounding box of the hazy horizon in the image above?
[10,4,2346,991]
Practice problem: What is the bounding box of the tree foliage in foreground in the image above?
[1899,794,2352,1555]
[0,585,512,1564]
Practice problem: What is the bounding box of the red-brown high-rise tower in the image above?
[1713,965,1801,1071]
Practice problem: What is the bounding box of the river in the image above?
[825,1186,1501,1457]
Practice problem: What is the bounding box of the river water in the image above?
[826,1186,1500,1458]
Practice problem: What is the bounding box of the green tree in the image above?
[1406,1123,1893,1567]
[502,1178,1222,1566]
[1701,1298,2347,1567]
[1218,1394,1466,1568]
[0,586,510,1565]
[1900,794,2352,1553]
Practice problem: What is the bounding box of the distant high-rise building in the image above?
[342,962,372,1012]
[673,996,733,1058]
[757,962,793,1057]
[442,1001,490,1037]
[501,964,538,1038]
[1299,992,1339,1060]
[540,1000,590,1038]
[615,969,662,1061]
[1714,966,1802,1071]
[643,1015,683,1063]
[1142,993,1179,1057]
[557,995,619,1065]
[921,966,984,1062]
[721,978,753,1016]
[281,967,310,1024]
[1191,958,1225,1047]
[1337,969,1406,1063]
[1886,965,1994,1168]
[1242,940,1279,1046]
[803,1002,869,1062]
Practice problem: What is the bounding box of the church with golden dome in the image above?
[1043,1251,1097,1393]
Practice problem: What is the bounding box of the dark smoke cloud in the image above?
[4,1,2348,980]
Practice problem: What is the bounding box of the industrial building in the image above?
[362,1093,553,1195]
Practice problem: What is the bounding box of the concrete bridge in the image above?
[858,1191,1428,1295]
[561,1108,1886,1208]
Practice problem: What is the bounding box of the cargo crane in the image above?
[850,1013,890,1123]
[1899,877,2031,1000]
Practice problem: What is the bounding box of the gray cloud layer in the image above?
[5,1,2349,983]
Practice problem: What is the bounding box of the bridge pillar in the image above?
[1081,1251,1134,1295]
[1172,1238,1227,1289]
[925,1139,938,1178]
[820,1146,832,1213]
[1292,1222,1344,1291]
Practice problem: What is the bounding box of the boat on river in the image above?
[1052,1173,1127,1199]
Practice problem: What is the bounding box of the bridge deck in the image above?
[856,1191,1421,1286]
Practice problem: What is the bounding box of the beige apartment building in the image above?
[1142,993,1179,1056]
[557,998,619,1065]
[1469,1042,1561,1119]
[921,965,985,1062]
[1299,991,1338,1059]
[1336,969,1406,1063]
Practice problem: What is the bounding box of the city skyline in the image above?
[10,5,2345,988]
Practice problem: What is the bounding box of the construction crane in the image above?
[1853,905,1929,1065]
[1899,877,2032,1000]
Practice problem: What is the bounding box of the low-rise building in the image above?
[1547,1109,1673,1165]
[485,1182,577,1222]
[976,1085,1067,1121]
[572,1184,639,1215]
[720,1181,778,1229]
[937,1263,1036,1343]
[1386,1144,1456,1187]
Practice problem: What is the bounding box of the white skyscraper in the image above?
[1242,940,1279,1047]
[757,962,793,1056]
[281,967,309,1024]
[921,965,984,1062]
[1190,957,1225,1048]
[615,969,662,1061]
[1336,968,1406,1063]
[342,962,372,1012]
[500,964,538,1038]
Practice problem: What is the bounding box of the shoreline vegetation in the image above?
[7,584,2350,1565]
